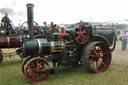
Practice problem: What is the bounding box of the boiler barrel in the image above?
[0,36,22,48]
[23,39,65,57]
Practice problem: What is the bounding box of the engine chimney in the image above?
[26,3,34,39]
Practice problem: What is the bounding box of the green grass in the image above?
[1,42,128,85]
[0,56,128,85]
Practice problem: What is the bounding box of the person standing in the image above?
[50,22,56,33]
[43,21,49,35]
[120,29,128,51]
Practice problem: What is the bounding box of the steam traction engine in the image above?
[0,25,23,64]
[22,24,117,83]
[21,4,117,82]
[18,3,117,83]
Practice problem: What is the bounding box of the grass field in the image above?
[0,41,128,85]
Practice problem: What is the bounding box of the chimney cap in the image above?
[26,3,34,7]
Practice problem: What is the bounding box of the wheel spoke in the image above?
[75,31,79,35]
[32,73,36,80]
[96,61,98,68]
[94,61,98,71]
[89,58,94,64]
[29,71,34,75]
[39,73,43,78]
[28,66,35,71]
[82,34,86,38]
[89,54,95,57]
[81,30,86,34]
[76,35,80,40]
[98,60,105,65]
[103,52,108,55]
[98,52,108,56]
[96,49,102,53]
[36,74,39,80]
[99,57,103,60]
[37,60,40,68]
[37,60,39,66]
[39,62,44,67]
[79,28,82,34]
[80,35,83,43]
[30,67,35,71]
[93,49,98,55]
[31,62,36,68]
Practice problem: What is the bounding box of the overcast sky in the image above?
[0,0,128,25]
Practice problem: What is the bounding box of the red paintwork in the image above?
[23,28,40,35]
[60,27,69,38]
[0,36,22,48]
[25,58,49,83]
[89,42,111,72]
[74,25,90,44]
[33,28,40,35]
[60,32,69,38]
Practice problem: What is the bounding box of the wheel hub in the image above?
[35,66,50,73]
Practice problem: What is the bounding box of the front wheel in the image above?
[82,41,111,73]
[24,57,50,83]
[0,50,3,64]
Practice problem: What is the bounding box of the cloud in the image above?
[11,1,16,5]
[16,11,26,16]
[0,8,14,15]
[0,7,25,17]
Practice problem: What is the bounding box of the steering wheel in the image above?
[19,21,47,39]
[19,21,39,35]
[74,25,89,44]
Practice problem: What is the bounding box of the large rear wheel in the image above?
[82,41,111,73]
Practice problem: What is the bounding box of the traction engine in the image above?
[0,27,23,64]
[21,5,116,82]
[0,30,22,48]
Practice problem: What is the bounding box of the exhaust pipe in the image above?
[26,3,34,39]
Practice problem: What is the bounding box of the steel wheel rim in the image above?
[25,57,49,83]
[88,42,111,72]
[0,51,3,64]
[21,56,32,75]
[33,34,47,39]
[74,25,89,44]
